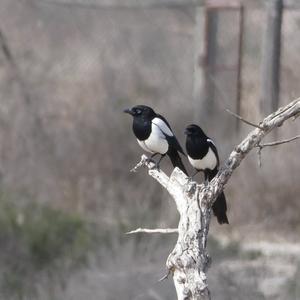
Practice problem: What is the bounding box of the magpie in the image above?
[124,105,188,175]
[184,124,229,224]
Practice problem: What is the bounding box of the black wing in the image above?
[156,114,186,156]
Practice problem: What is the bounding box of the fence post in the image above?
[193,7,207,121]
[193,6,219,122]
[260,0,283,115]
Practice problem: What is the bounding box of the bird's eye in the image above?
[135,109,142,114]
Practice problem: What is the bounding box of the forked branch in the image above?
[128,98,300,300]
[126,228,178,234]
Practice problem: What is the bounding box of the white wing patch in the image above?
[152,117,174,137]
[207,138,216,147]
[136,119,169,155]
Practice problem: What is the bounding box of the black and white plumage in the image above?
[185,124,229,224]
[124,105,188,175]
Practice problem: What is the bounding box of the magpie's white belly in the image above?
[137,122,169,154]
[188,147,217,170]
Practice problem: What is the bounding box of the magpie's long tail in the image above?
[212,191,229,224]
[167,148,188,176]
[207,169,229,225]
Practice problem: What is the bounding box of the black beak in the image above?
[123,108,133,115]
[184,129,189,135]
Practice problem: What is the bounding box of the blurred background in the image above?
[0,0,299,299]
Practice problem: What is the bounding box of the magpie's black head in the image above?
[123,105,156,119]
[184,124,207,138]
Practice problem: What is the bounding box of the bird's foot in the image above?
[150,161,161,171]
[145,158,160,171]
[145,157,156,164]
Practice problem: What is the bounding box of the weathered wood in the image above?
[203,8,219,116]
[260,0,283,115]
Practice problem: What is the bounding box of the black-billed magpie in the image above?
[185,124,229,224]
[124,105,188,175]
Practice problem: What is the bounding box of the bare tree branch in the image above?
[293,111,300,120]
[126,228,178,234]
[158,272,171,282]
[129,98,300,299]
[225,108,264,129]
[130,156,148,172]
[258,134,300,147]
[213,98,300,200]
[255,134,300,167]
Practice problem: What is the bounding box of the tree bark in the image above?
[130,98,300,299]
